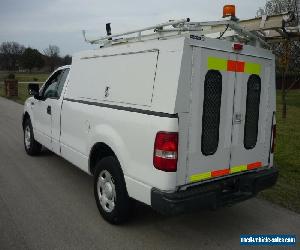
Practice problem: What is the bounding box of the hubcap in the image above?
[24,126,31,149]
[97,170,116,213]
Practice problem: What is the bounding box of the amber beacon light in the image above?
[223,5,236,18]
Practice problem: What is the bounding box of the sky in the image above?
[0,0,267,56]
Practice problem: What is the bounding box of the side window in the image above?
[42,70,63,99]
[201,70,222,156]
[244,74,261,149]
[41,68,69,99]
[56,69,70,98]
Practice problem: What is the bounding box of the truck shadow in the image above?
[125,199,274,245]
[130,200,256,227]
[39,147,55,156]
[41,151,277,237]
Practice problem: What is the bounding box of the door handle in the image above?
[47,105,51,115]
[233,113,242,124]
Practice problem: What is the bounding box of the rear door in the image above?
[186,47,236,183]
[229,55,273,172]
[184,47,273,185]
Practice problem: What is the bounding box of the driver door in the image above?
[32,70,64,149]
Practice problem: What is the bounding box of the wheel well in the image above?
[22,112,30,129]
[89,142,115,175]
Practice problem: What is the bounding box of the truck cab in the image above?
[24,66,70,155]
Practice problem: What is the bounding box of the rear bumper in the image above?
[151,167,278,215]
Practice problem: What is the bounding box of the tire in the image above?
[23,118,42,156]
[94,156,132,224]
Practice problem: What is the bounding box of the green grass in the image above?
[0,82,45,104]
[0,73,299,213]
[259,90,300,213]
[0,72,48,104]
[0,71,49,83]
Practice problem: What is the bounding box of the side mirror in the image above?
[28,83,42,100]
[28,83,39,96]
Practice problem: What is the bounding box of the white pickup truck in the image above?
[22,20,278,224]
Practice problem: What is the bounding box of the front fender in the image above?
[23,97,34,127]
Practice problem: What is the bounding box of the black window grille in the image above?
[201,70,222,156]
[244,74,261,149]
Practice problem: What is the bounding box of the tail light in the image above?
[153,132,178,172]
[233,43,243,51]
[271,124,276,153]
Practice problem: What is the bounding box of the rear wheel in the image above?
[94,156,132,224]
[23,118,42,156]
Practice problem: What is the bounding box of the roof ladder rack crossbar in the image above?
[226,21,270,47]
[83,18,190,45]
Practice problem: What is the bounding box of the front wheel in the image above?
[94,156,132,224]
[23,118,42,156]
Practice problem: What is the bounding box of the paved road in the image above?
[0,97,299,250]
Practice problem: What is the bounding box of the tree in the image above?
[44,45,60,72]
[63,55,72,65]
[264,0,294,15]
[0,53,4,70]
[0,41,25,70]
[21,47,44,72]
[259,0,300,119]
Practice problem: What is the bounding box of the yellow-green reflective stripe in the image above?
[230,165,247,174]
[207,57,227,71]
[245,62,261,75]
[190,172,211,182]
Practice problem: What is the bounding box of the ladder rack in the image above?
[82,11,300,49]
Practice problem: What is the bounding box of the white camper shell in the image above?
[23,21,278,224]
